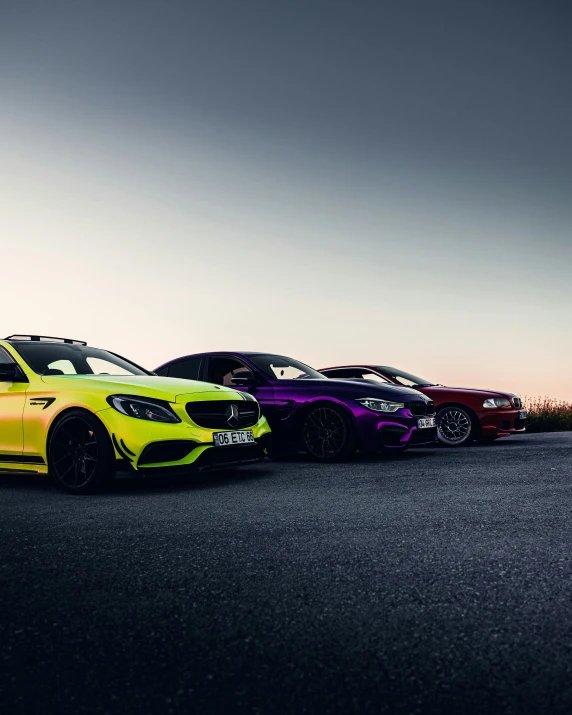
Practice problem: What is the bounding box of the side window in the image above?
[392,375,418,387]
[207,357,255,386]
[324,368,391,384]
[86,357,133,376]
[167,358,202,381]
[0,347,15,366]
[47,359,76,375]
[323,368,362,379]
[360,372,392,385]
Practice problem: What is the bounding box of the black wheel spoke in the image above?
[59,461,75,479]
[302,407,347,459]
[54,452,74,467]
[438,409,472,445]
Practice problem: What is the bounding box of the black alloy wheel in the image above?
[301,405,354,461]
[437,406,475,447]
[48,410,115,493]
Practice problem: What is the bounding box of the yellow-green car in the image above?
[0,335,271,494]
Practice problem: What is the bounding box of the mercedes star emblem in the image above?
[226,403,240,427]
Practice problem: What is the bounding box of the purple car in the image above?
[154,352,437,460]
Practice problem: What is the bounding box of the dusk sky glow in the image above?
[1,0,571,399]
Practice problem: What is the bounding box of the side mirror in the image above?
[0,363,26,383]
[232,373,257,388]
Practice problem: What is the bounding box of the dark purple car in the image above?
[154,352,437,461]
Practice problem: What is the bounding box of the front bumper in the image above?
[377,423,437,449]
[478,409,527,438]
[133,439,270,476]
[97,407,272,473]
[353,407,438,452]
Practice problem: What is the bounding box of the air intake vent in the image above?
[138,440,198,465]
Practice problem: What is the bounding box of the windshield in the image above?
[375,366,435,388]
[12,342,150,376]
[249,354,326,381]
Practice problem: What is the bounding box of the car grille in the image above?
[512,397,522,409]
[408,400,435,416]
[185,400,259,429]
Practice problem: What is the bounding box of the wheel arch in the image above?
[46,406,112,461]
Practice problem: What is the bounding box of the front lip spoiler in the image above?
[117,439,269,476]
[134,457,264,477]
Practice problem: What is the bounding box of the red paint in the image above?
[319,365,526,441]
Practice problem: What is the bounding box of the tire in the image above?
[48,409,115,494]
[300,404,355,461]
[436,406,477,447]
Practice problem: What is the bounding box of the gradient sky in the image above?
[1,0,571,399]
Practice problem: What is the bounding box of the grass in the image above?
[523,397,572,432]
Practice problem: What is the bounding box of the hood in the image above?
[40,374,242,402]
[273,378,430,402]
[421,385,517,399]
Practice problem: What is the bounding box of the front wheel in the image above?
[300,405,355,461]
[436,406,477,447]
[48,410,115,494]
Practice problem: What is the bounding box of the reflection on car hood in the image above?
[40,374,242,402]
[420,385,516,399]
[272,378,429,401]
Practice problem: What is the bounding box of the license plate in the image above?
[213,430,255,447]
[518,410,527,419]
[418,417,436,429]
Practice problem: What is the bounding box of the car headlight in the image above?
[107,395,181,423]
[483,397,512,409]
[356,397,405,413]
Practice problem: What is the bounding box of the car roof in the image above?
[158,351,303,370]
[3,334,87,346]
[320,365,378,371]
[168,351,277,360]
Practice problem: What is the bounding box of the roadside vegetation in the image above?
[524,397,572,432]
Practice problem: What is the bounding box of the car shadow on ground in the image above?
[272,448,439,465]
[109,448,442,492]
[0,465,276,497]
[360,448,439,463]
[471,435,537,449]
[0,449,437,495]
[111,465,275,495]
[0,470,55,492]
[416,435,535,450]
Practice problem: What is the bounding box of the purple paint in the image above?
[155,352,437,457]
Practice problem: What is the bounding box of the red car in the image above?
[319,365,526,447]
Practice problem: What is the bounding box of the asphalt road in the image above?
[1,432,572,715]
